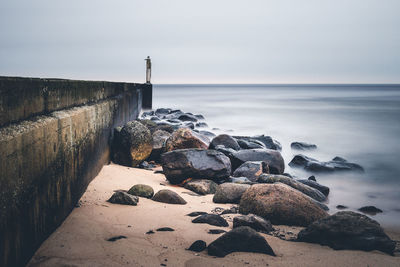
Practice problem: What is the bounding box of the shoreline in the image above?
[28,164,400,267]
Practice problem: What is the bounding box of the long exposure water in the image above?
[152,84,400,227]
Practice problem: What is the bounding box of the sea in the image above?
[152,84,400,227]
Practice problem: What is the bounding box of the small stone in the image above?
[336,205,348,210]
[127,184,154,199]
[146,230,155,234]
[152,189,187,205]
[358,206,383,215]
[156,227,175,232]
[187,240,207,252]
[192,214,228,227]
[187,211,207,217]
[107,236,127,242]
[208,229,227,234]
[108,191,139,206]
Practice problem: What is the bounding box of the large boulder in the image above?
[213,183,251,204]
[291,141,317,150]
[127,184,154,199]
[297,179,330,196]
[183,179,218,195]
[152,189,187,204]
[137,119,158,134]
[257,174,326,202]
[113,121,152,167]
[239,183,328,226]
[108,191,139,206]
[232,161,266,182]
[207,226,275,257]
[233,214,274,233]
[297,211,396,255]
[161,149,231,184]
[229,149,285,174]
[289,154,364,173]
[209,134,241,151]
[165,128,209,151]
[234,135,282,151]
[149,130,171,160]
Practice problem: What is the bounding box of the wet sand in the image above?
[28,164,400,267]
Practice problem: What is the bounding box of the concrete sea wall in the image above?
[0,76,152,267]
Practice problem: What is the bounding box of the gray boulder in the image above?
[209,134,241,151]
[149,130,171,160]
[232,161,266,182]
[233,214,274,233]
[152,189,187,204]
[183,179,218,195]
[108,191,139,206]
[297,211,396,255]
[161,149,231,184]
[239,183,328,226]
[257,174,326,202]
[297,179,330,196]
[291,141,317,150]
[229,149,285,174]
[289,154,364,173]
[213,183,251,204]
[234,135,282,151]
[207,226,275,257]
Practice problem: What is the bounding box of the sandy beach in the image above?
[28,163,400,267]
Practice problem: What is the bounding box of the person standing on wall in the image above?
[145,56,151,83]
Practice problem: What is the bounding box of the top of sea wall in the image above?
[0,76,151,127]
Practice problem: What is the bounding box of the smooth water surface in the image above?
[153,84,400,227]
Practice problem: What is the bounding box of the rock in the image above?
[209,134,241,151]
[358,206,383,215]
[165,128,209,152]
[207,226,275,257]
[336,205,348,210]
[155,108,172,116]
[141,110,155,117]
[107,235,127,242]
[234,135,282,151]
[192,214,229,227]
[257,174,326,202]
[213,183,251,204]
[289,154,364,173]
[127,184,154,199]
[113,121,152,167]
[237,139,265,149]
[297,211,396,255]
[308,175,316,181]
[229,149,285,174]
[220,206,239,215]
[187,211,207,217]
[297,179,330,196]
[161,149,231,184]
[228,176,253,184]
[154,124,175,133]
[138,119,159,134]
[291,142,317,150]
[232,161,266,182]
[195,122,208,128]
[214,145,237,158]
[146,230,155,234]
[156,227,174,231]
[138,161,156,170]
[178,113,198,122]
[108,191,139,206]
[149,130,171,160]
[233,214,274,233]
[194,114,205,119]
[239,183,328,226]
[187,240,207,252]
[152,189,187,205]
[182,121,195,129]
[208,229,226,234]
[184,179,218,195]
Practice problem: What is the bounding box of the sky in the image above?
[0,0,399,84]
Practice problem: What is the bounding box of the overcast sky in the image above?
[1,0,399,84]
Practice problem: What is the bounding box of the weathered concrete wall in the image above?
[0,76,152,267]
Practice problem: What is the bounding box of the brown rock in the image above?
[165,128,209,152]
[239,183,328,226]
